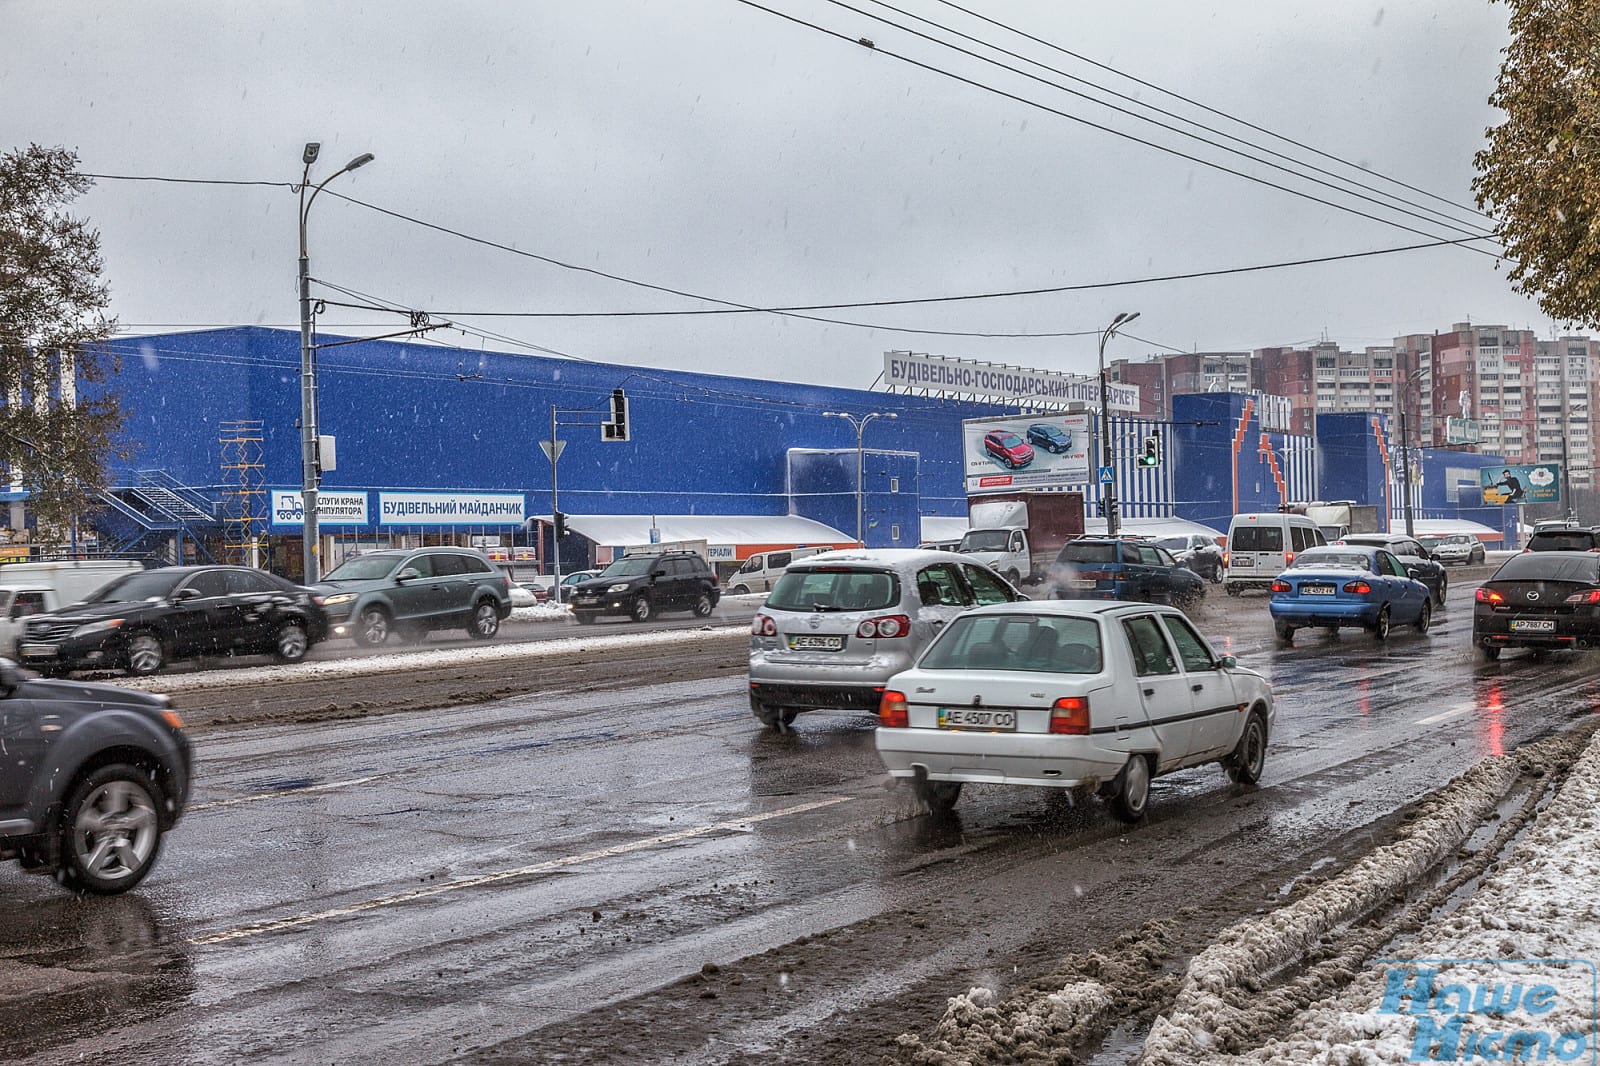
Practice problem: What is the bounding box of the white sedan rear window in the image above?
[921,615,1102,674]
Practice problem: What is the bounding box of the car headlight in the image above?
[72,618,125,637]
[607,583,631,593]
[321,593,356,606]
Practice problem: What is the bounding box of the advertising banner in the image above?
[885,351,1139,412]
[269,490,370,527]
[1479,464,1560,505]
[1445,416,1482,445]
[377,492,527,526]
[962,414,1092,493]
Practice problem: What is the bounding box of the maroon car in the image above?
[984,430,1035,469]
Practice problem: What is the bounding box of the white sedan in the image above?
[874,600,1273,821]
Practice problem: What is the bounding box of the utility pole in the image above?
[1399,369,1425,538]
[541,404,566,602]
[1098,312,1140,536]
[823,410,897,546]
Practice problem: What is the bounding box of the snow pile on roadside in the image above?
[1169,729,1600,1065]
[117,624,749,694]
[1138,752,1523,1065]
[508,601,572,623]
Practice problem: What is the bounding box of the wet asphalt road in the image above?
[4,564,1599,1065]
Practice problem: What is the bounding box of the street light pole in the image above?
[1098,312,1140,536]
[297,142,374,584]
[1399,369,1424,538]
[823,411,897,546]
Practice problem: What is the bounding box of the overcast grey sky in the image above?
[2,1,1542,388]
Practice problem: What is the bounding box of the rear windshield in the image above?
[919,614,1102,674]
[1058,542,1119,564]
[1231,526,1284,552]
[768,567,900,612]
[1528,532,1598,551]
[1291,550,1371,570]
[1493,554,1600,582]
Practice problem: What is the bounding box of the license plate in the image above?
[1301,585,1335,596]
[1232,557,1254,567]
[1509,619,1556,632]
[18,643,57,658]
[1068,578,1095,589]
[938,707,1017,731]
[787,634,844,651]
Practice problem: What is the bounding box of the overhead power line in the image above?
[927,0,1497,225]
[728,0,1505,257]
[854,0,1496,235]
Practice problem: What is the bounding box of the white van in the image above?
[726,547,830,594]
[0,559,146,656]
[1223,513,1326,595]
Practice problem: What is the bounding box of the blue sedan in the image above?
[1268,546,1432,643]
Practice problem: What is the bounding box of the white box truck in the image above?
[0,560,146,657]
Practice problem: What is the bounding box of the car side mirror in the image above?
[1216,655,1237,669]
[396,567,421,582]
[653,569,667,578]
[0,659,20,696]
[173,587,200,602]
[8,605,22,621]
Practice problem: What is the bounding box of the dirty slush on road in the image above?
[152,637,1593,1065]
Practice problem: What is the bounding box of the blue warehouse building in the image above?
[83,327,1517,576]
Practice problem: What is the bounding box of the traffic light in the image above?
[553,511,567,538]
[602,388,629,441]
[1138,433,1162,467]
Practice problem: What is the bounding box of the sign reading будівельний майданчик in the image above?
[377,492,526,526]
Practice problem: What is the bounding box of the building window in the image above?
[889,477,899,493]
[891,524,901,540]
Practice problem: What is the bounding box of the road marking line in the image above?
[1415,706,1474,726]
[188,775,388,811]
[186,795,851,946]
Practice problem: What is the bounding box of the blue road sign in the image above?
[1098,466,1114,484]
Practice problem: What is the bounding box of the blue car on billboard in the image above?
[1026,423,1073,454]
[1268,545,1431,644]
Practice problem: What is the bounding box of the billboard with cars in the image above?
[962,414,1092,493]
[1479,463,1561,505]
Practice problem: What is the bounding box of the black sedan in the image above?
[1473,551,1600,660]
[16,566,329,676]
[1050,537,1207,610]
[0,660,191,893]
[1338,534,1449,607]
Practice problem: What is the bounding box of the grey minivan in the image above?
[313,547,512,647]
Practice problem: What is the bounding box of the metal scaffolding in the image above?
[219,420,266,566]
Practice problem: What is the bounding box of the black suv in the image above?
[569,551,720,623]
[312,547,513,647]
[17,566,329,676]
[0,661,192,893]
[1525,527,1600,552]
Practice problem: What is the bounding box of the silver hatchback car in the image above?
[747,549,1022,728]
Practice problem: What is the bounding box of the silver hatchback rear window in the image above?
[768,568,900,612]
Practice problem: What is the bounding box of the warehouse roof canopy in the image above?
[550,514,854,553]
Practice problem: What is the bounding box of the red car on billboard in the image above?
[983,430,1035,469]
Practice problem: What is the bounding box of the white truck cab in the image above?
[0,560,146,656]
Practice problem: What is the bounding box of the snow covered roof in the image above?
[551,513,853,549]
[1083,516,1226,540]
[919,515,970,543]
[1411,518,1505,542]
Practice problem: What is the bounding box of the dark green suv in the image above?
[569,551,720,623]
[312,547,513,646]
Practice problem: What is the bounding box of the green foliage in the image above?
[0,144,130,539]
[1473,0,1600,324]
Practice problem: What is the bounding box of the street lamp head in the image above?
[822,411,841,419]
[302,142,321,165]
[1118,311,1140,327]
[882,412,898,420]
[345,152,375,172]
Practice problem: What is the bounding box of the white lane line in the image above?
[187,775,388,812]
[1415,706,1474,726]
[186,795,851,946]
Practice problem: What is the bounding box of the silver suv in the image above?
[747,549,1021,728]
[312,547,513,646]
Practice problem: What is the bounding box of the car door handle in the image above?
[1143,686,1154,696]
[1191,683,1203,692]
